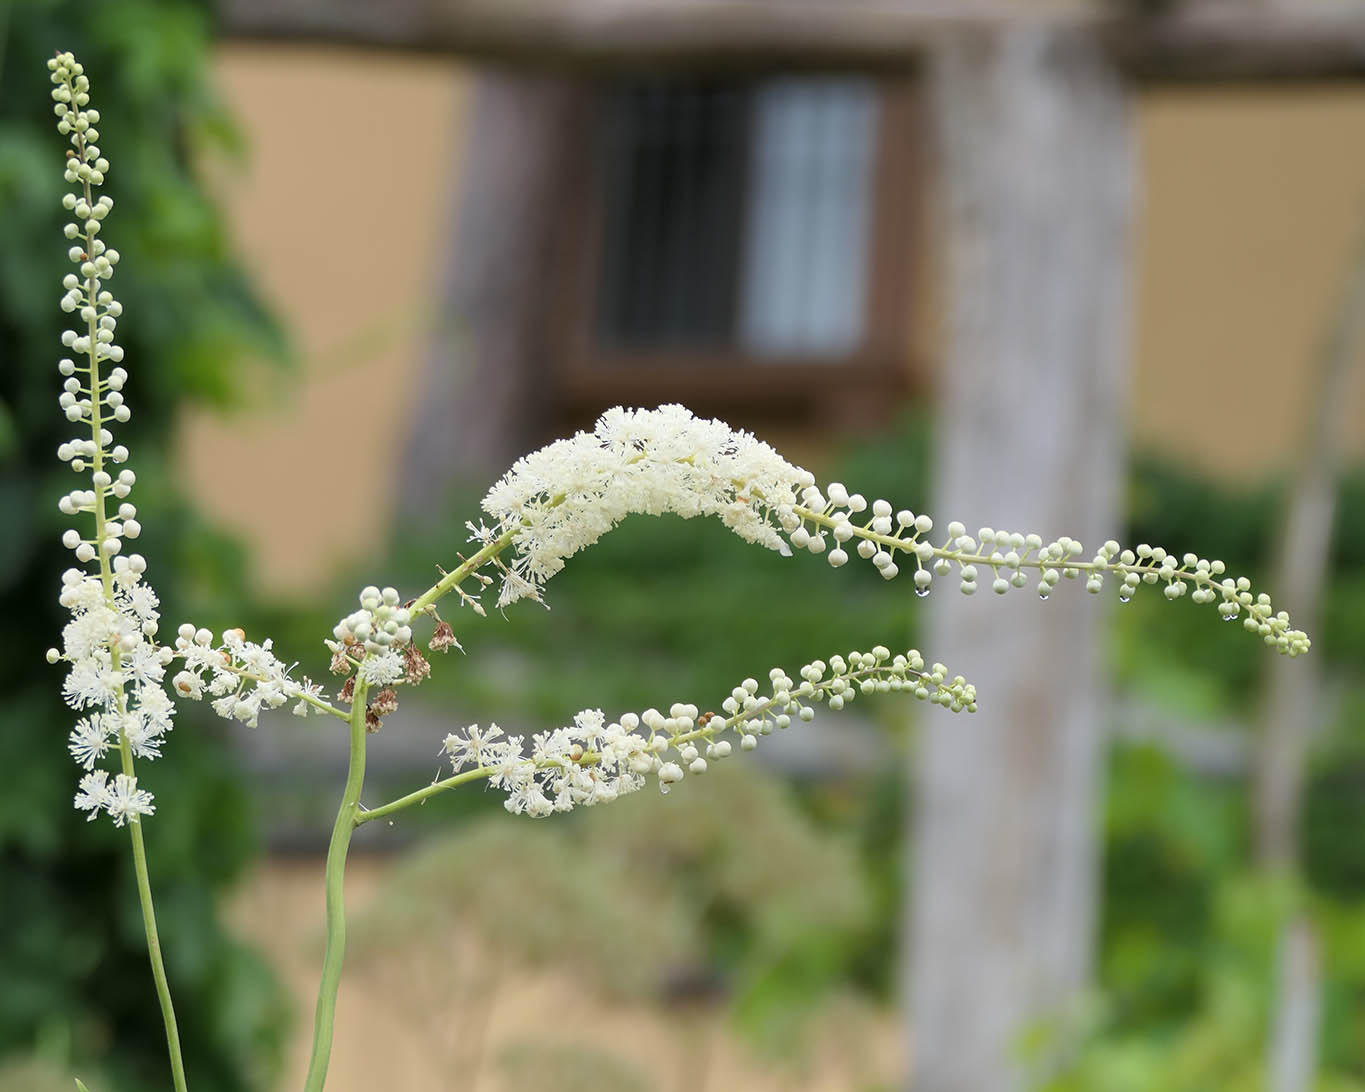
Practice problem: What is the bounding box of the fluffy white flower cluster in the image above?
[481,404,813,607]
[441,647,974,818]
[74,771,156,829]
[788,490,1312,657]
[55,561,174,824]
[171,625,322,727]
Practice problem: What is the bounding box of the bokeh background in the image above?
[4,1,1365,1090]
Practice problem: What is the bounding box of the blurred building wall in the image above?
[180,46,473,595]
[183,43,1365,594]
[1135,84,1365,477]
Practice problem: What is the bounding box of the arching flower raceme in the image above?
[480,404,813,607]
[462,404,1309,656]
[436,648,975,818]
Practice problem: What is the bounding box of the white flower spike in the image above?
[435,647,974,818]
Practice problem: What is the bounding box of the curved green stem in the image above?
[410,526,517,616]
[302,679,370,1092]
[354,766,494,827]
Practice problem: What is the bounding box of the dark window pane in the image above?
[595,80,751,351]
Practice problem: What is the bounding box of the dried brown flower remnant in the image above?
[430,620,460,653]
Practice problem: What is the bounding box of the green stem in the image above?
[409,526,518,616]
[354,766,495,826]
[302,680,370,1092]
[126,808,188,1092]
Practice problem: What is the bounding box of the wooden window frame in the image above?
[543,72,925,424]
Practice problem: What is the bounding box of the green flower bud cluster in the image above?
[786,492,1311,657]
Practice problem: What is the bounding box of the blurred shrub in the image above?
[1075,449,1365,1088]
[496,1041,655,1092]
[0,1055,99,1092]
[1122,455,1365,704]
[351,764,872,1054]
[0,2,288,1088]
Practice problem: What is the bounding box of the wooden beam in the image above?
[1113,2,1365,82]
[220,0,1365,80]
[217,0,1040,69]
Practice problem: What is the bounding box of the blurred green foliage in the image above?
[496,1041,655,1092]
[1064,452,1365,1089]
[0,1054,100,1092]
[0,2,288,1088]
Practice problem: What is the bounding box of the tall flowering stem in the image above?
[45,53,189,1092]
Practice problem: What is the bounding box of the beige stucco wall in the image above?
[184,45,1365,594]
[182,47,472,597]
[1134,84,1365,477]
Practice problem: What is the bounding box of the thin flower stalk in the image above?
[44,52,188,1092]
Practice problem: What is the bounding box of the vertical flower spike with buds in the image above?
[44,51,189,1092]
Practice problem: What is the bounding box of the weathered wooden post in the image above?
[908,25,1135,1091]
